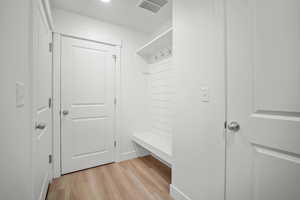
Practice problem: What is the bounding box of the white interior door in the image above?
[61,36,116,174]
[32,5,53,200]
[226,0,300,200]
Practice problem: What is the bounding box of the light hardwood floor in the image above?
[47,156,173,200]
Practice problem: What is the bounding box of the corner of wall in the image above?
[170,184,193,200]
[118,144,150,162]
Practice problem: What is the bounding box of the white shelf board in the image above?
[136,28,173,64]
[132,132,172,165]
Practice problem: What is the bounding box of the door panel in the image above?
[253,146,300,200]
[61,37,116,174]
[253,0,300,113]
[226,0,300,200]
[33,4,52,200]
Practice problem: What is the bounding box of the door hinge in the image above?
[114,140,117,148]
[48,98,52,108]
[114,97,117,105]
[224,121,227,129]
[49,154,53,164]
[49,42,53,52]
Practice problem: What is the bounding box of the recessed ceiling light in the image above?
[101,0,111,3]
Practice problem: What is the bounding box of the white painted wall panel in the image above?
[172,0,226,199]
[148,59,174,139]
[0,1,33,200]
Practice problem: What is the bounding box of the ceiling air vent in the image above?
[137,0,168,14]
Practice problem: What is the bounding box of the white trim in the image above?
[52,33,122,177]
[170,185,193,200]
[136,27,172,64]
[118,148,150,162]
[52,33,61,178]
[119,151,139,162]
[150,153,172,168]
[41,0,54,30]
[53,31,123,48]
[136,27,173,54]
[38,173,50,200]
[114,46,122,162]
[112,39,122,165]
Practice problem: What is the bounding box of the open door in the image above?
[226,0,300,200]
[32,3,53,200]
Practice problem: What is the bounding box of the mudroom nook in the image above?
[1,0,300,200]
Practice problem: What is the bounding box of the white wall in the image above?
[0,1,33,200]
[148,58,174,139]
[171,0,225,200]
[150,19,172,40]
[52,9,151,161]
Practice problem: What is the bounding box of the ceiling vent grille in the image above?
[137,0,168,14]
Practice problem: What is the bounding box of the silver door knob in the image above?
[36,122,46,130]
[228,121,240,132]
[62,110,69,116]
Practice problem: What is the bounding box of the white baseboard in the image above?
[170,184,192,200]
[38,172,51,200]
[151,153,172,168]
[119,151,139,162]
[118,148,150,162]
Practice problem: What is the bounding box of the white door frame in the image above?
[31,0,54,198]
[52,32,122,178]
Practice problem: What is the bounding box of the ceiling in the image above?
[50,0,172,33]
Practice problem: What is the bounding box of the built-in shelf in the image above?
[137,28,172,64]
[132,132,172,165]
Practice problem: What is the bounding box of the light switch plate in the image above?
[16,82,25,107]
[200,87,209,102]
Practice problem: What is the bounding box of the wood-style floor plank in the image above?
[47,156,173,200]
